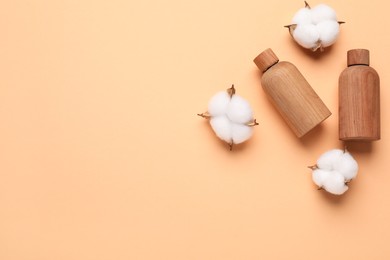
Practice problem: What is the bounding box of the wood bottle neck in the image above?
[264,61,279,73]
[348,64,369,67]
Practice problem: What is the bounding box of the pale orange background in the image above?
[0,0,389,259]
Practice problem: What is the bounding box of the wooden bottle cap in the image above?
[347,49,370,66]
[254,48,279,72]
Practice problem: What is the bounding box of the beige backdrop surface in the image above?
[0,0,389,259]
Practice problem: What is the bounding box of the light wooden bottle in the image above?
[339,49,380,141]
[253,48,331,138]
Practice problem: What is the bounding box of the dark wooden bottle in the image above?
[253,48,331,138]
[339,49,380,141]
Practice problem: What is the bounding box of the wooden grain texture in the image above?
[261,61,332,138]
[348,49,370,66]
[339,65,380,141]
[253,48,279,72]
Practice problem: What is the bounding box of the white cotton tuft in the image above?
[310,4,337,24]
[310,149,358,195]
[316,149,344,171]
[323,172,348,195]
[287,3,341,51]
[316,20,340,47]
[210,116,232,143]
[208,91,231,117]
[231,123,253,144]
[226,95,253,124]
[292,8,312,24]
[335,152,359,181]
[312,169,331,187]
[293,24,320,49]
[202,87,257,148]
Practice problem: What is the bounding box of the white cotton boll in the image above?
[310,4,337,24]
[316,149,344,171]
[207,91,231,117]
[226,95,253,124]
[316,20,340,47]
[292,24,320,49]
[292,8,313,24]
[310,148,359,195]
[199,86,258,149]
[287,3,342,51]
[336,152,358,181]
[312,169,331,187]
[210,116,232,143]
[231,123,253,144]
[323,172,348,195]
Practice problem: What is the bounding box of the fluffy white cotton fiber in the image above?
[317,20,340,47]
[210,116,232,143]
[312,169,330,187]
[317,149,344,171]
[231,123,253,144]
[199,85,257,149]
[292,7,312,24]
[310,4,337,24]
[310,149,358,195]
[286,2,343,51]
[322,172,349,195]
[227,95,253,124]
[337,152,359,181]
[208,91,230,117]
[293,24,320,49]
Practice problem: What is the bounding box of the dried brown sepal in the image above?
[229,142,233,151]
[345,178,352,186]
[246,119,259,127]
[308,164,318,170]
[304,1,311,9]
[284,24,297,36]
[197,112,211,119]
[311,41,324,52]
[227,84,236,97]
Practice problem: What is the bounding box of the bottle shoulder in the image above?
[261,61,307,89]
[275,61,296,69]
[263,61,297,77]
[340,65,379,78]
[339,65,380,89]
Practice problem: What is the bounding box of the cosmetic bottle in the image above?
[254,48,331,137]
[339,49,380,141]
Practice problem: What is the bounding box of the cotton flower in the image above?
[308,149,358,195]
[198,85,258,150]
[285,1,344,52]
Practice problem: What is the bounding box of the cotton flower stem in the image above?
[227,84,236,97]
[197,112,211,119]
[308,164,318,170]
[246,119,259,127]
[304,1,311,9]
